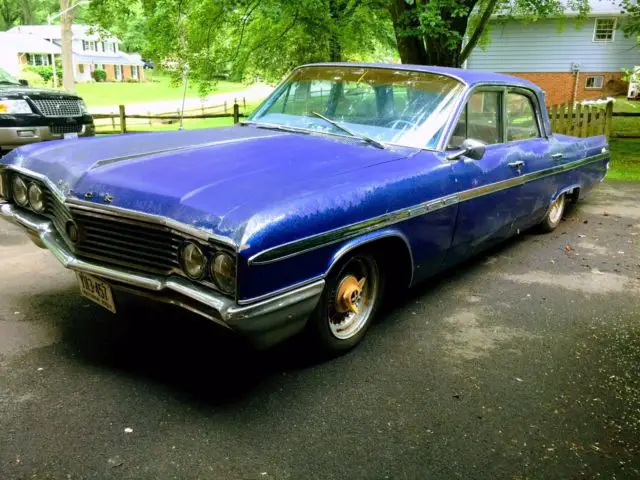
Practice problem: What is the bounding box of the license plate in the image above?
[77,272,116,313]
[64,132,79,140]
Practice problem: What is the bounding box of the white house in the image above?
[466,0,640,104]
[0,32,61,78]
[8,24,144,83]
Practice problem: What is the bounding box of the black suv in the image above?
[0,67,94,153]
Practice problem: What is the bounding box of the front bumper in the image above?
[0,124,95,150]
[0,203,324,348]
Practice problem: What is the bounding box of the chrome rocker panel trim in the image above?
[249,152,609,266]
[0,203,324,349]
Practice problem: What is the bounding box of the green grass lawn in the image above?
[77,72,247,108]
[608,138,640,181]
[612,96,640,137]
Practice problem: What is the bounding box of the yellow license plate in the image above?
[77,272,116,313]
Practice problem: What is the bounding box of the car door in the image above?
[444,88,528,264]
[501,89,556,231]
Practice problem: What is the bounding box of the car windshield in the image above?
[249,66,465,149]
[0,67,20,85]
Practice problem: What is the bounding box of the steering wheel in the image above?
[385,119,415,130]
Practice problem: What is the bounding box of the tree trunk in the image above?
[60,0,75,93]
[388,0,428,65]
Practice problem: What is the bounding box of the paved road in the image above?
[1,182,639,479]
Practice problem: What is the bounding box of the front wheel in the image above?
[539,193,566,232]
[307,252,384,355]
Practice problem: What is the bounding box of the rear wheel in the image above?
[307,252,383,355]
[539,193,566,232]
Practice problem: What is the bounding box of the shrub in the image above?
[18,68,47,87]
[26,66,63,86]
[92,68,107,82]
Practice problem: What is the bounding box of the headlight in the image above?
[180,242,206,279]
[28,183,45,212]
[79,100,89,114]
[211,252,236,295]
[12,176,28,206]
[0,100,33,114]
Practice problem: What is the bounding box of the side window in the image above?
[506,93,541,141]
[450,91,501,147]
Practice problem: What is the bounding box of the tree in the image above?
[389,0,591,68]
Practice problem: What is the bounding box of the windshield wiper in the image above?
[241,121,310,134]
[310,111,386,150]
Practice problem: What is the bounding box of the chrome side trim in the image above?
[236,275,325,306]
[249,152,609,266]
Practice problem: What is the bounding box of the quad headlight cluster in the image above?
[179,241,237,295]
[10,174,46,213]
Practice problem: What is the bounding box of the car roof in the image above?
[300,62,541,92]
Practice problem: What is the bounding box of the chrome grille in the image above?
[43,187,72,238]
[69,208,182,275]
[31,98,83,117]
[50,124,83,135]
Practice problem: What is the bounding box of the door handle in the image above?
[551,153,563,160]
[508,160,525,169]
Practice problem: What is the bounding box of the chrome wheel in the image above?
[548,194,565,226]
[327,256,379,340]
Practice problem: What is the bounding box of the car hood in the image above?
[2,126,411,243]
[0,84,82,99]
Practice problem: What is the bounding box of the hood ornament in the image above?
[103,194,113,203]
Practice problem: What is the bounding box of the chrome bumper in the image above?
[0,203,324,348]
[0,125,95,150]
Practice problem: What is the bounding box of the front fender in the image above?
[327,228,415,285]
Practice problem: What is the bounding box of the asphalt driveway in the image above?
[1,181,639,479]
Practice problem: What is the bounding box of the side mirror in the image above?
[446,138,486,161]
[19,79,29,87]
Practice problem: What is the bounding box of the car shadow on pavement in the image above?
[17,201,584,406]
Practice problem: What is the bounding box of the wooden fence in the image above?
[547,99,640,138]
[92,98,248,135]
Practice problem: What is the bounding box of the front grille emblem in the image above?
[84,192,93,199]
[103,194,113,203]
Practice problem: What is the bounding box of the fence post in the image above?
[119,105,126,134]
[233,102,240,124]
[566,103,574,137]
[581,105,590,138]
[224,100,227,113]
[604,100,614,138]
[548,105,556,132]
[557,103,566,134]
[572,103,582,137]
[590,107,600,137]
[243,97,246,109]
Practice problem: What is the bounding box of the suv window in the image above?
[450,91,501,147]
[506,93,540,141]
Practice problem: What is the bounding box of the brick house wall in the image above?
[510,71,627,106]
[104,64,116,81]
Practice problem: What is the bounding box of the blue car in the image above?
[0,63,609,354]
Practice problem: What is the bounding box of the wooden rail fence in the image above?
[547,99,639,138]
[92,98,248,134]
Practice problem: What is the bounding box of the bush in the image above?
[18,68,47,87]
[26,66,63,85]
[92,68,107,82]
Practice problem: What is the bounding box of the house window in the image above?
[115,64,123,81]
[27,54,50,66]
[585,75,604,89]
[105,42,116,53]
[593,18,616,42]
[131,66,138,80]
[82,40,97,52]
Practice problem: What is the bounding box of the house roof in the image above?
[8,24,120,43]
[0,32,61,54]
[301,63,542,92]
[74,52,144,66]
